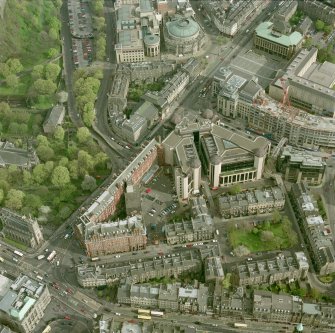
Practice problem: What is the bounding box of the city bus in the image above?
[91,257,100,262]
[138,315,151,320]
[138,309,151,315]
[151,310,164,317]
[14,250,23,257]
[234,323,248,328]
[47,250,56,262]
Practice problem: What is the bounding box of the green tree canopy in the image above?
[81,175,97,191]
[51,166,70,187]
[5,189,25,211]
[6,74,19,88]
[6,58,23,74]
[76,127,92,144]
[45,63,61,81]
[53,126,65,141]
[315,19,325,31]
[33,79,57,95]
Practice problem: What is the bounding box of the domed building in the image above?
[143,34,160,57]
[164,16,205,55]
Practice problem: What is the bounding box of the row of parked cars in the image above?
[159,203,177,217]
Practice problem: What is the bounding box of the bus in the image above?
[36,275,43,281]
[234,323,248,328]
[47,250,56,262]
[138,309,151,315]
[138,315,151,320]
[0,257,4,263]
[14,250,23,257]
[151,310,164,317]
[91,257,100,262]
[41,325,51,333]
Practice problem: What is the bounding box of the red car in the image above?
[66,288,73,294]
[64,315,71,320]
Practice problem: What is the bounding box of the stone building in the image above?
[0,274,51,333]
[219,187,285,218]
[232,252,309,287]
[0,208,44,249]
[76,215,147,257]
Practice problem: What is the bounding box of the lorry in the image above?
[47,250,56,262]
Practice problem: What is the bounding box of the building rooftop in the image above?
[255,21,303,47]
[0,275,47,322]
[0,141,38,168]
[166,17,199,39]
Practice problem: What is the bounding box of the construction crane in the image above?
[280,77,300,120]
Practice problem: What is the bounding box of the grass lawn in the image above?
[0,75,31,96]
[3,237,28,251]
[31,95,54,110]
[229,223,295,252]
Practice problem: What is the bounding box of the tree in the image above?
[234,245,250,257]
[263,220,271,230]
[36,145,55,162]
[6,58,23,74]
[229,184,242,195]
[23,170,33,186]
[315,19,325,31]
[59,206,72,219]
[0,189,4,204]
[261,230,274,242]
[0,102,11,118]
[53,126,65,141]
[45,63,61,81]
[0,63,10,77]
[272,209,282,224]
[76,127,92,144]
[36,135,49,146]
[81,175,97,191]
[48,28,58,40]
[23,194,42,211]
[48,48,59,58]
[68,160,79,179]
[59,184,76,201]
[33,79,57,95]
[44,161,55,175]
[94,16,106,32]
[58,157,69,167]
[324,25,332,35]
[32,64,44,80]
[5,189,25,210]
[6,74,19,88]
[83,108,95,127]
[51,166,70,187]
[78,150,94,175]
[33,164,48,184]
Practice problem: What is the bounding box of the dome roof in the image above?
[144,34,160,46]
[167,18,199,39]
[202,109,214,119]
[210,154,221,165]
[189,157,201,169]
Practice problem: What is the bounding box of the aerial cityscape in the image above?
[2,0,335,332]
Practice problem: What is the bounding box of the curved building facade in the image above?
[144,34,160,57]
[164,17,205,55]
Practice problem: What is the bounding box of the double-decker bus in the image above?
[14,250,23,257]
[138,309,151,315]
[138,315,151,320]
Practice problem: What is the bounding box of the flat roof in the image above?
[255,21,303,47]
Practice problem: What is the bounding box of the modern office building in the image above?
[0,208,44,249]
[76,215,147,257]
[0,141,39,170]
[77,139,157,225]
[77,250,202,287]
[219,187,285,218]
[165,197,214,244]
[162,116,270,199]
[297,0,335,26]
[269,48,335,117]
[203,0,268,36]
[114,0,160,63]
[117,282,209,313]
[163,15,205,55]
[290,183,335,276]
[278,145,326,185]
[0,274,51,333]
[214,66,335,148]
[253,21,303,59]
[232,252,309,287]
